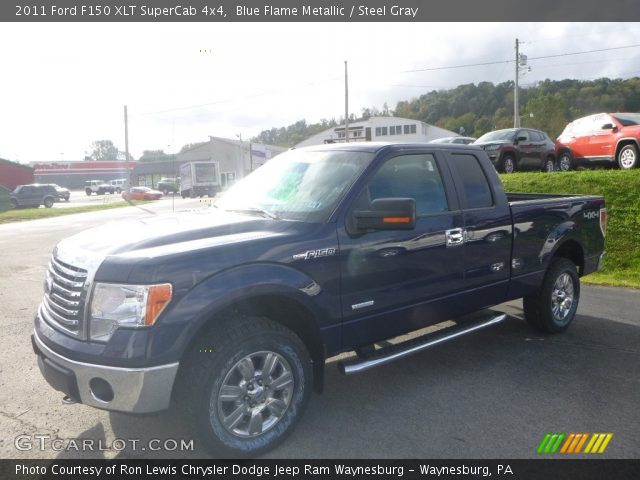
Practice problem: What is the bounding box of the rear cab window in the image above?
[447,153,494,209]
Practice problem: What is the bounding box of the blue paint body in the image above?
[34,144,606,376]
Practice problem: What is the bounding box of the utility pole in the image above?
[124,105,130,194]
[344,60,349,143]
[514,39,520,128]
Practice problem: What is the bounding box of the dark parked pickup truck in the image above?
[32,143,606,456]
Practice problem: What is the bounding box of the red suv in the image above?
[556,112,640,170]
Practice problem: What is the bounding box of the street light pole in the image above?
[344,60,349,143]
[514,38,520,128]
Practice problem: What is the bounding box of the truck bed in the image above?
[506,192,602,204]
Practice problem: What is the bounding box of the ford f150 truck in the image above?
[32,143,606,457]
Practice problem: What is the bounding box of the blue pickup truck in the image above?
[32,143,606,456]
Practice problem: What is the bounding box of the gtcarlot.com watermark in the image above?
[15,434,194,452]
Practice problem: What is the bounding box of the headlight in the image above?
[90,283,172,342]
[484,144,501,151]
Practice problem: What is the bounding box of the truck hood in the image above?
[54,208,288,274]
[474,140,512,148]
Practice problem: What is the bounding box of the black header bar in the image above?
[2,459,640,480]
[3,0,640,22]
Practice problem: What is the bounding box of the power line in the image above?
[138,76,342,116]
[402,43,640,74]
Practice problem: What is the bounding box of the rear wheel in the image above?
[558,151,573,171]
[176,316,312,457]
[617,144,638,169]
[10,198,18,209]
[85,189,92,196]
[544,157,556,173]
[523,258,580,333]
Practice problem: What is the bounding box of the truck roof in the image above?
[297,142,482,153]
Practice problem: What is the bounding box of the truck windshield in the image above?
[194,164,217,182]
[215,149,373,222]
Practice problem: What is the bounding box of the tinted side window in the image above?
[530,131,542,141]
[450,154,493,209]
[517,130,530,142]
[367,154,449,215]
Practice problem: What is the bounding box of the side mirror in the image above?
[354,198,416,231]
[601,123,617,131]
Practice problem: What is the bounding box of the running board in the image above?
[338,311,507,375]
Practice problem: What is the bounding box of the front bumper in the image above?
[32,330,179,414]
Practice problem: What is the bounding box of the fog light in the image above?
[89,377,114,403]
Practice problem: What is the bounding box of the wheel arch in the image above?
[549,238,585,276]
[615,138,640,157]
[174,285,327,395]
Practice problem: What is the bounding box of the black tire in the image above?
[85,189,92,196]
[617,144,639,170]
[558,151,573,171]
[43,197,54,208]
[116,188,122,194]
[10,198,18,209]
[65,195,70,202]
[523,258,580,333]
[499,154,516,174]
[543,157,556,173]
[176,316,312,457]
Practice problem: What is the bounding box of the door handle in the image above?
[446,228,465,247]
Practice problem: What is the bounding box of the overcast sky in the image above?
[1,22,639,162]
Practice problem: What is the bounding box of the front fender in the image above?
[148,263,330,362]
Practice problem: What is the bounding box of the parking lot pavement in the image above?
[0,208,638,459]
[52,190,197,208]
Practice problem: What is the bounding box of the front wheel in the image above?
[523,258,580,333]
[617,144,638,169]
[85,189,92,196]
[499,154,516,174]
[558,151,573,171]
[43,197,54,208]
[177,316,312,457]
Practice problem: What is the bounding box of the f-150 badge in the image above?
[293,248,336,261]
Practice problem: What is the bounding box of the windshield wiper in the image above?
[225,207,279,220]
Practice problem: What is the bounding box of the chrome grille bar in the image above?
[41,255,88,337]
[41,301,79,327]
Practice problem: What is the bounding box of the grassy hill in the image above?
[501,169,640,288]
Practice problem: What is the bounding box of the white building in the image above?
[177,136,287,188]
[295,116,458,148]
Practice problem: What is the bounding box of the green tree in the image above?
[138,150,176,162]
[524,93,568,139]
[88,140,119,161]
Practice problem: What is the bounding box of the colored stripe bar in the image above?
[574,433,589,453]
[598,434,613,453]
[550,433,566,453]
[584,434,598,453]
[537,434,552,454]
[546,434,562,454]
[567,434,582,453]
[560,434,575,453]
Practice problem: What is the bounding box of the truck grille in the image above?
[42,256,88,337]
